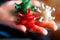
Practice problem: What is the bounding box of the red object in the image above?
[15,8,57,35]
[16,8,36,29]
[16,8,48,35]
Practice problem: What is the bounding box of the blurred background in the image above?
[38,0,60,40]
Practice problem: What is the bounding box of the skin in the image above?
[0,0,57,35]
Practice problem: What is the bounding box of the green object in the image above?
[15,0,35,14]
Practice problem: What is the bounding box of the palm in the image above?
[0,1,57,35]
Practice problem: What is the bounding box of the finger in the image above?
[6,22,27,33]
[29,25,48,35]
[47,20,58,31]
[35,20,58,31]
[10,23,27,33]
[1,17,27,33]
[17,25,27,33]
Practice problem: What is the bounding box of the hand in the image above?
[0,0,58,35]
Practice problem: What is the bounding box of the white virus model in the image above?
[35,3,55,21]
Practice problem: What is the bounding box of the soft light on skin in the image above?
[19,25,27,33]
[29,25,48,35]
